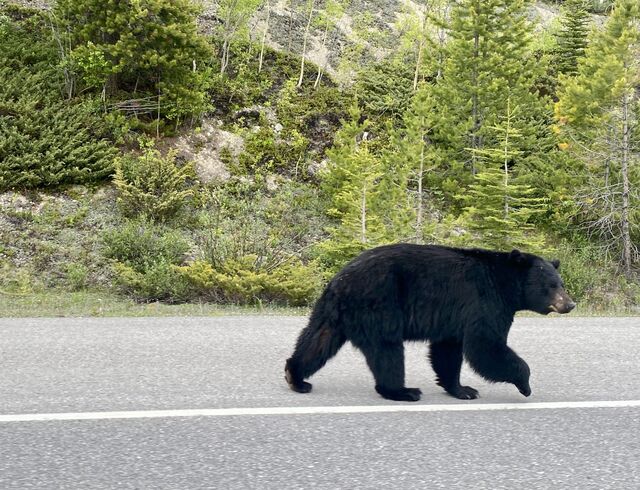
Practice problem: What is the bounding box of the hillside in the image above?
[1,0,638,314]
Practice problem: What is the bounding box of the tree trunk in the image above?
[416,128,425,243]
[314,23,330,89]
[298,0,315,88]
[221,38,230,74]
[471,28,480,176]
[503,98,511,218]
[258,0,271,73]
[361,181,367,244]
[620,88,632,278]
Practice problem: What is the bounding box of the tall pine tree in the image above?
[553,0,592,77]
[318,103,388,272]
[555,0,640,278]
[384,83,443,243]
[459,100,546,250]
[432,0,549,180]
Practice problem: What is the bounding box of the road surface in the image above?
[1,316,639,489]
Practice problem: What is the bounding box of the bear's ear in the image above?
[551,259,560,270]
[509,249,526,264]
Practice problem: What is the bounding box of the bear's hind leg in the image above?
[358,341,422,402]
[429,339,479,400]
[285,323,347,394]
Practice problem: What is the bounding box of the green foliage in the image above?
[54,0,213,121]
[458,166,547,251]
[553,0,592,77]
[318,103,392,272]
[236,125,308,177]
[195,180,327,268]
[553,237,608,302]
[457,102,548,251]
[176,257,321,306]
[113,141,195,221]
[555,0,640,273]
[553,236,640,310]
[274,78,348,156]
[2,0,640,308]
[432,0,552,180]
[216,0,262,74]
[0,8,116,190]
[556,0,640,128]
[383,84,445,242]
[64,263,90,291]
[102,218,191,302]
[111,260,192,303]
[181,180,326,304]
[208,40,277,112]
[102,218,190,269]
[356,59,414,126]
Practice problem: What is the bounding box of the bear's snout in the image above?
[549,292,576,314]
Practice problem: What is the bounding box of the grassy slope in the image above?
[0,290,309,317]
[1,4,637,317]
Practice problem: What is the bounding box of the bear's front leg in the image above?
[463,333,531,397]
[429,339,480,400]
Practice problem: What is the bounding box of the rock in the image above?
[307,158,328,177]
[170,120,244,184]
[233,105,280,129]
[265,174,279,192]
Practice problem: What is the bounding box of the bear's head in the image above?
[510,250,576,315]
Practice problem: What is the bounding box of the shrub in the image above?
[195,180,327,269]
[102,218,190,269]
[102,218,192,301]
[176,257,322,306]
[112,260,191,303]
[53,0,213,121]
[236,126,308,177]
[0,8,116,191]
[113,141,196,221]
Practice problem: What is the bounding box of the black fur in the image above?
[285,244,575,402]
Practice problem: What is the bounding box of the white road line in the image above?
[1,400,640,423]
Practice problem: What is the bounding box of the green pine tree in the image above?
[318,103,389,273]
[53,0,212,121]
[384,83,443,243]
[433,0,549,180]
[553,0,592,77]
[459,99,547,251]
[555,0,640,278]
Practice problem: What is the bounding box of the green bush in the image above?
[54,0,213,121]
[102,218,192,301]
[113,142,196,221]
[176,257,322,306]
[112,260,191,303]
[275,79,347,157]
[195,180,327,269]
[0,8,116,191]
[102,218,190,270]
[64,263,89,291]
[552,236,639,311]
[236,126,308,177]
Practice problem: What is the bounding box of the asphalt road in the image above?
[1,316,639,489]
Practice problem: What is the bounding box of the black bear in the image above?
[285,244,575,402]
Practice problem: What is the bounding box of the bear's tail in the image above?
[285,289,346,393]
